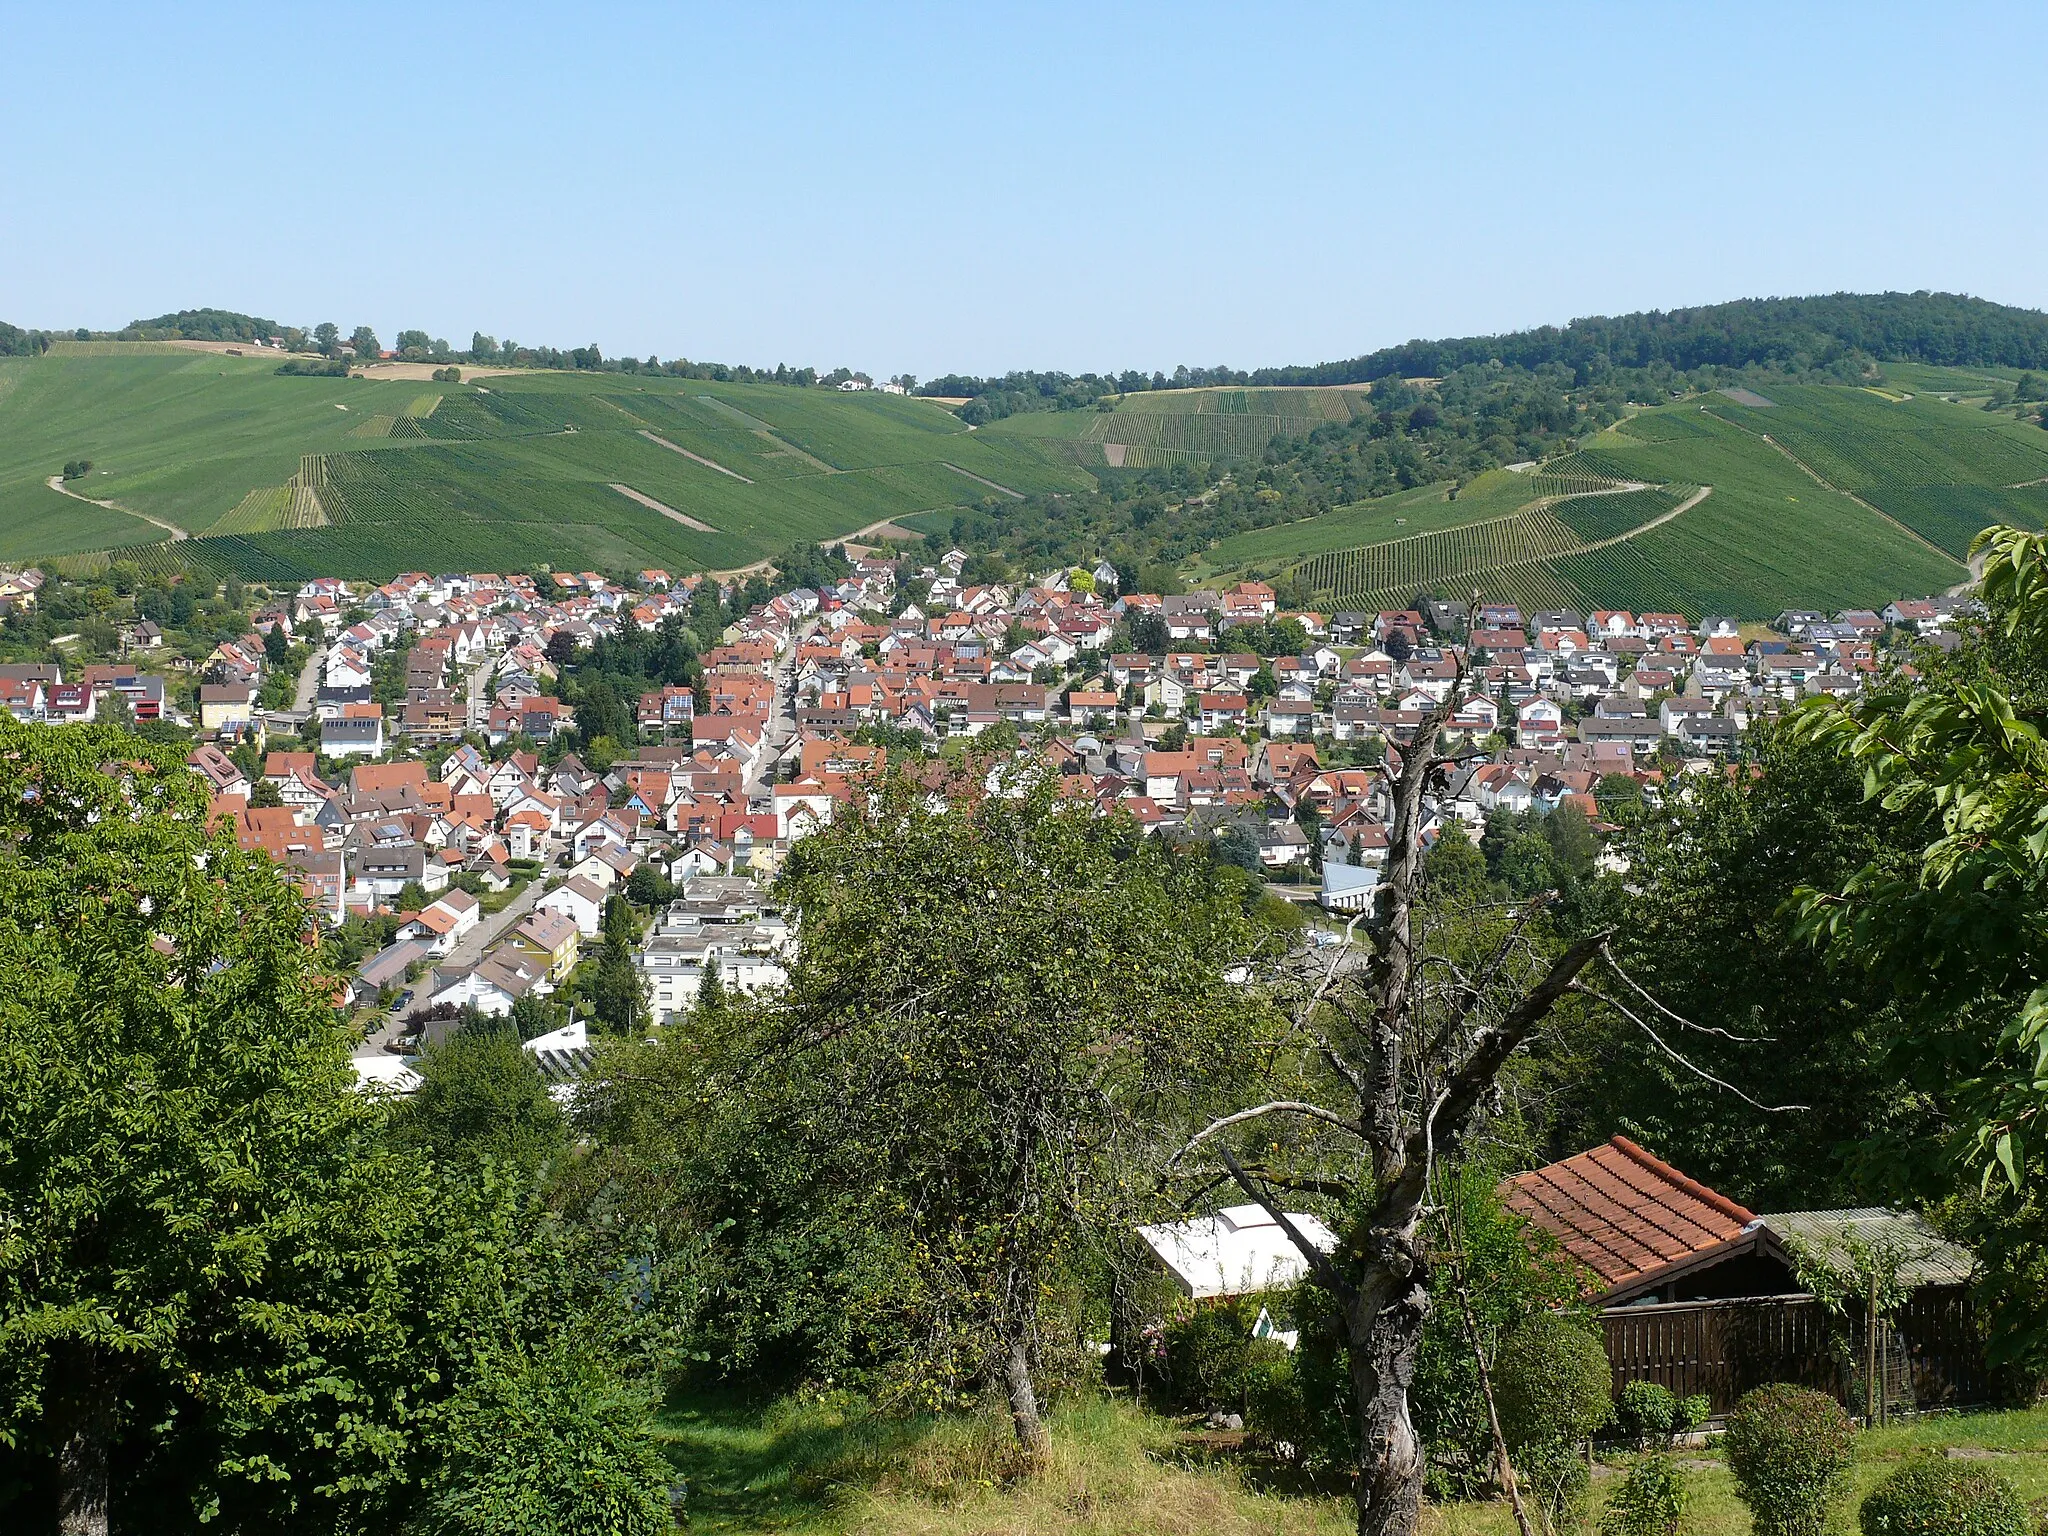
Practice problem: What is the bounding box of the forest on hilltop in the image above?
[924,292,2048,421]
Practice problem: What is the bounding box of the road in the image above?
[292,645,326,712]
[465,654,494,728]
[747,621,813,802]
[351,877,544,1060]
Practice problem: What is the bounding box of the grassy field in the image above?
[1202,378,2017,618]
[0,356,1093,577]
[657,1388,2048,1536]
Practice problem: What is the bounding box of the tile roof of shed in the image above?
[1503,1135,1757,1295]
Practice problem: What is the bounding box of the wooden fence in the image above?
[1601,1289,1986,1415]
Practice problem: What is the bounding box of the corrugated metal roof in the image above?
[1504,1136,1756,1294]
[1760,1209,1974,1288]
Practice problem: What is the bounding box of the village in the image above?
[0,552,1977,1084]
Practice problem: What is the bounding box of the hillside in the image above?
[1199,369,2048,618]
[0,345,1092,580]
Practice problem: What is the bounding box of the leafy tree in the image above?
[263,623,289,665]
[248,777,284,809]
[387,1030,568,1175]
[587,897,647,1033]
[0,720,677,1535]
[1572,725,1922,1209]
[313,321,339,356]
[626,769,1265,1460]
[348,324,379,360]
[1790,525,2048,1368]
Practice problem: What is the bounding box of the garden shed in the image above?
[1504,1138,1984,1414]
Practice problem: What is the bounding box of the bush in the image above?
[1724,1384,1856,1536]
[1494,1315,1612,1529]
[1618,1381,1678,1439]
[1158,1296,1293,1414]
[422,1346,676,1535]
[1494,1313,1614,1450]
[1601,1453,1690,1536]
[1675,1393,1712,1433]
[1860,1460,2029,1536]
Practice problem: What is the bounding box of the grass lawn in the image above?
[657,1390,2048,1536]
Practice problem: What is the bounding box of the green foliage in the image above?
[387,1030,569,1175]
[575,767,1265,1421]
[1409,1166,1589,1496]
[0,718,688,1532]
[1859,1458,2029,1536]
[1724,1384,1857,1536]
[1675,1393,1711,1432]
[1618,1380,1679,1439]
[1574,724,1928,1212]
[1492,1313,1613,1451]
[1599,1453,1691,1536]
[1156,1296,1292,1414]
[420,1344,678,1536]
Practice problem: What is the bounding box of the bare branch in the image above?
[1598,941,1775,1043]
[1573,983,1808,1113]
[1173,1099,1358,1166]
[1214,1140,1359,1307]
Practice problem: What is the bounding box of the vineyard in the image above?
[1704,384,2048,557]
[1293,505,1589,613]
[1549,485,1693,542]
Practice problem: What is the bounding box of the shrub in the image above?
[1618,1381,1678,1439]
[1494,1315,1613,1529]
[1724,1384,1856,1536]
[1493,1313,1614,1450]
[1860,1460,2029,1536]
[1600,1453,1690,1536]
[1675,1393,1712,1433]
[1158,1296,1292,1414]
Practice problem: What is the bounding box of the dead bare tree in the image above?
[1175,675,1611,1536]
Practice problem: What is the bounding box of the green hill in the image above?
[0,348,1093,580]
[1204,370,2048,618]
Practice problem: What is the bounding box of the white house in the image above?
[398,888,481,955]
[536,874,608,937]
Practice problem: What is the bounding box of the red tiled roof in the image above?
[1503,1135,1755,1296]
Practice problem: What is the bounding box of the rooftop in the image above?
[1503,1135,1757,1298]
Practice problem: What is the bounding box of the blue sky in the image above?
[4,3,2044,378]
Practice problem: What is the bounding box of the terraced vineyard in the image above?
[1703,384,2048,556]
[1294,505,1589,613]
[0,352,1094,577]
[1238,375,2030,616]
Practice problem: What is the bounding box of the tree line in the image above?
[917,292,2048,423]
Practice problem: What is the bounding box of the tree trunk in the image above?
[55,1350,114,1536]
[1002,1330,1052,1467]
[1348,1255,1431,1536]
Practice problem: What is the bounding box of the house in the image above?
[511,908,581,980]
[398,889,482,955]
[425,945,550,1018]
[1136,1205,1338,1299]
[536,874,608,936]
[322,712,386,758]
[1505,1137,1985,1412]
[199,683,258,733]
